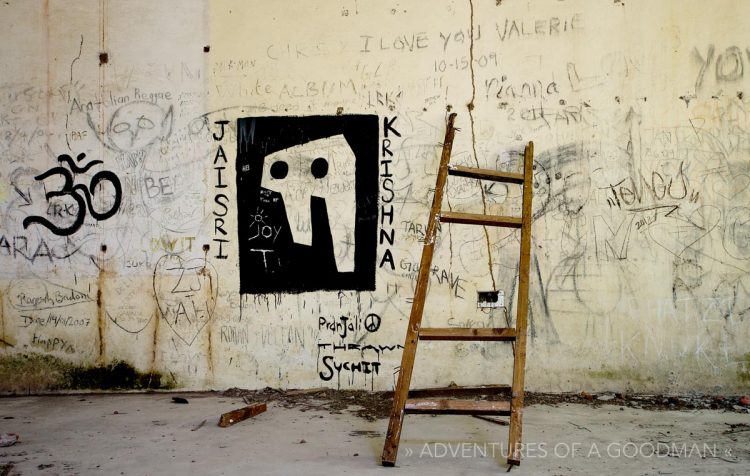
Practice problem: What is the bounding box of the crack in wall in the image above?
[65,35,84,150]
[467,0,498,292]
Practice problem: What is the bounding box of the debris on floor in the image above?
[0,463,14,476]
[472,415,509,426]
[220,387,750,421]
[0,433,19,447]
[171,397,189,404]
[218,402,267,427]
[191,419,207,431]
[222,387,392,421]
[1,393,748,473]
[724,422,750,434]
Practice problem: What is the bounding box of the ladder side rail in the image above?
[381,113,458,466]
[508,141,534,465]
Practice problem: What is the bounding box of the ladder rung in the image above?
[407,384,511,398]
[439,211,522,228]
[419,327,517,341]
[404,398,511,415]
[448,165,524,184]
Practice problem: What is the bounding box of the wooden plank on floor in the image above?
[218,402,267,427]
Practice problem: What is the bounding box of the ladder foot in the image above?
[381,460,396,467]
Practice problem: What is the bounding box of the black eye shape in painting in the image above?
[236,115,379,294]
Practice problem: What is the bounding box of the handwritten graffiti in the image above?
[316,303,400,389]
[105,276,155,335]
[722,207,750,260]
[604,161,699,210]
[693,45,748,91]
[85,101,174,153]
[318,313,381,339]
[379,116,399,270]
[22,153,122,236]
[8,279,94,311]
[153,254,218,346]
[212,120,230,259]
[0,234,91,264]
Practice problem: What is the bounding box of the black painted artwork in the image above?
[23,153,122,236]
[236,115,378,293]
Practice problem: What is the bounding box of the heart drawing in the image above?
[153,254,219,346]
[104,276,158,335]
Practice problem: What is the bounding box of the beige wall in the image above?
[1,0,749,392]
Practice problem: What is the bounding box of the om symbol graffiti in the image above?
[23,153,122,236]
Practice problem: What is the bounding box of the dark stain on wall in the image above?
[0,354,175,393]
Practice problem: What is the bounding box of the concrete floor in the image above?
[1,394,748,475]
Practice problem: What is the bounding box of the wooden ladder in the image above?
[381,113,534,467]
